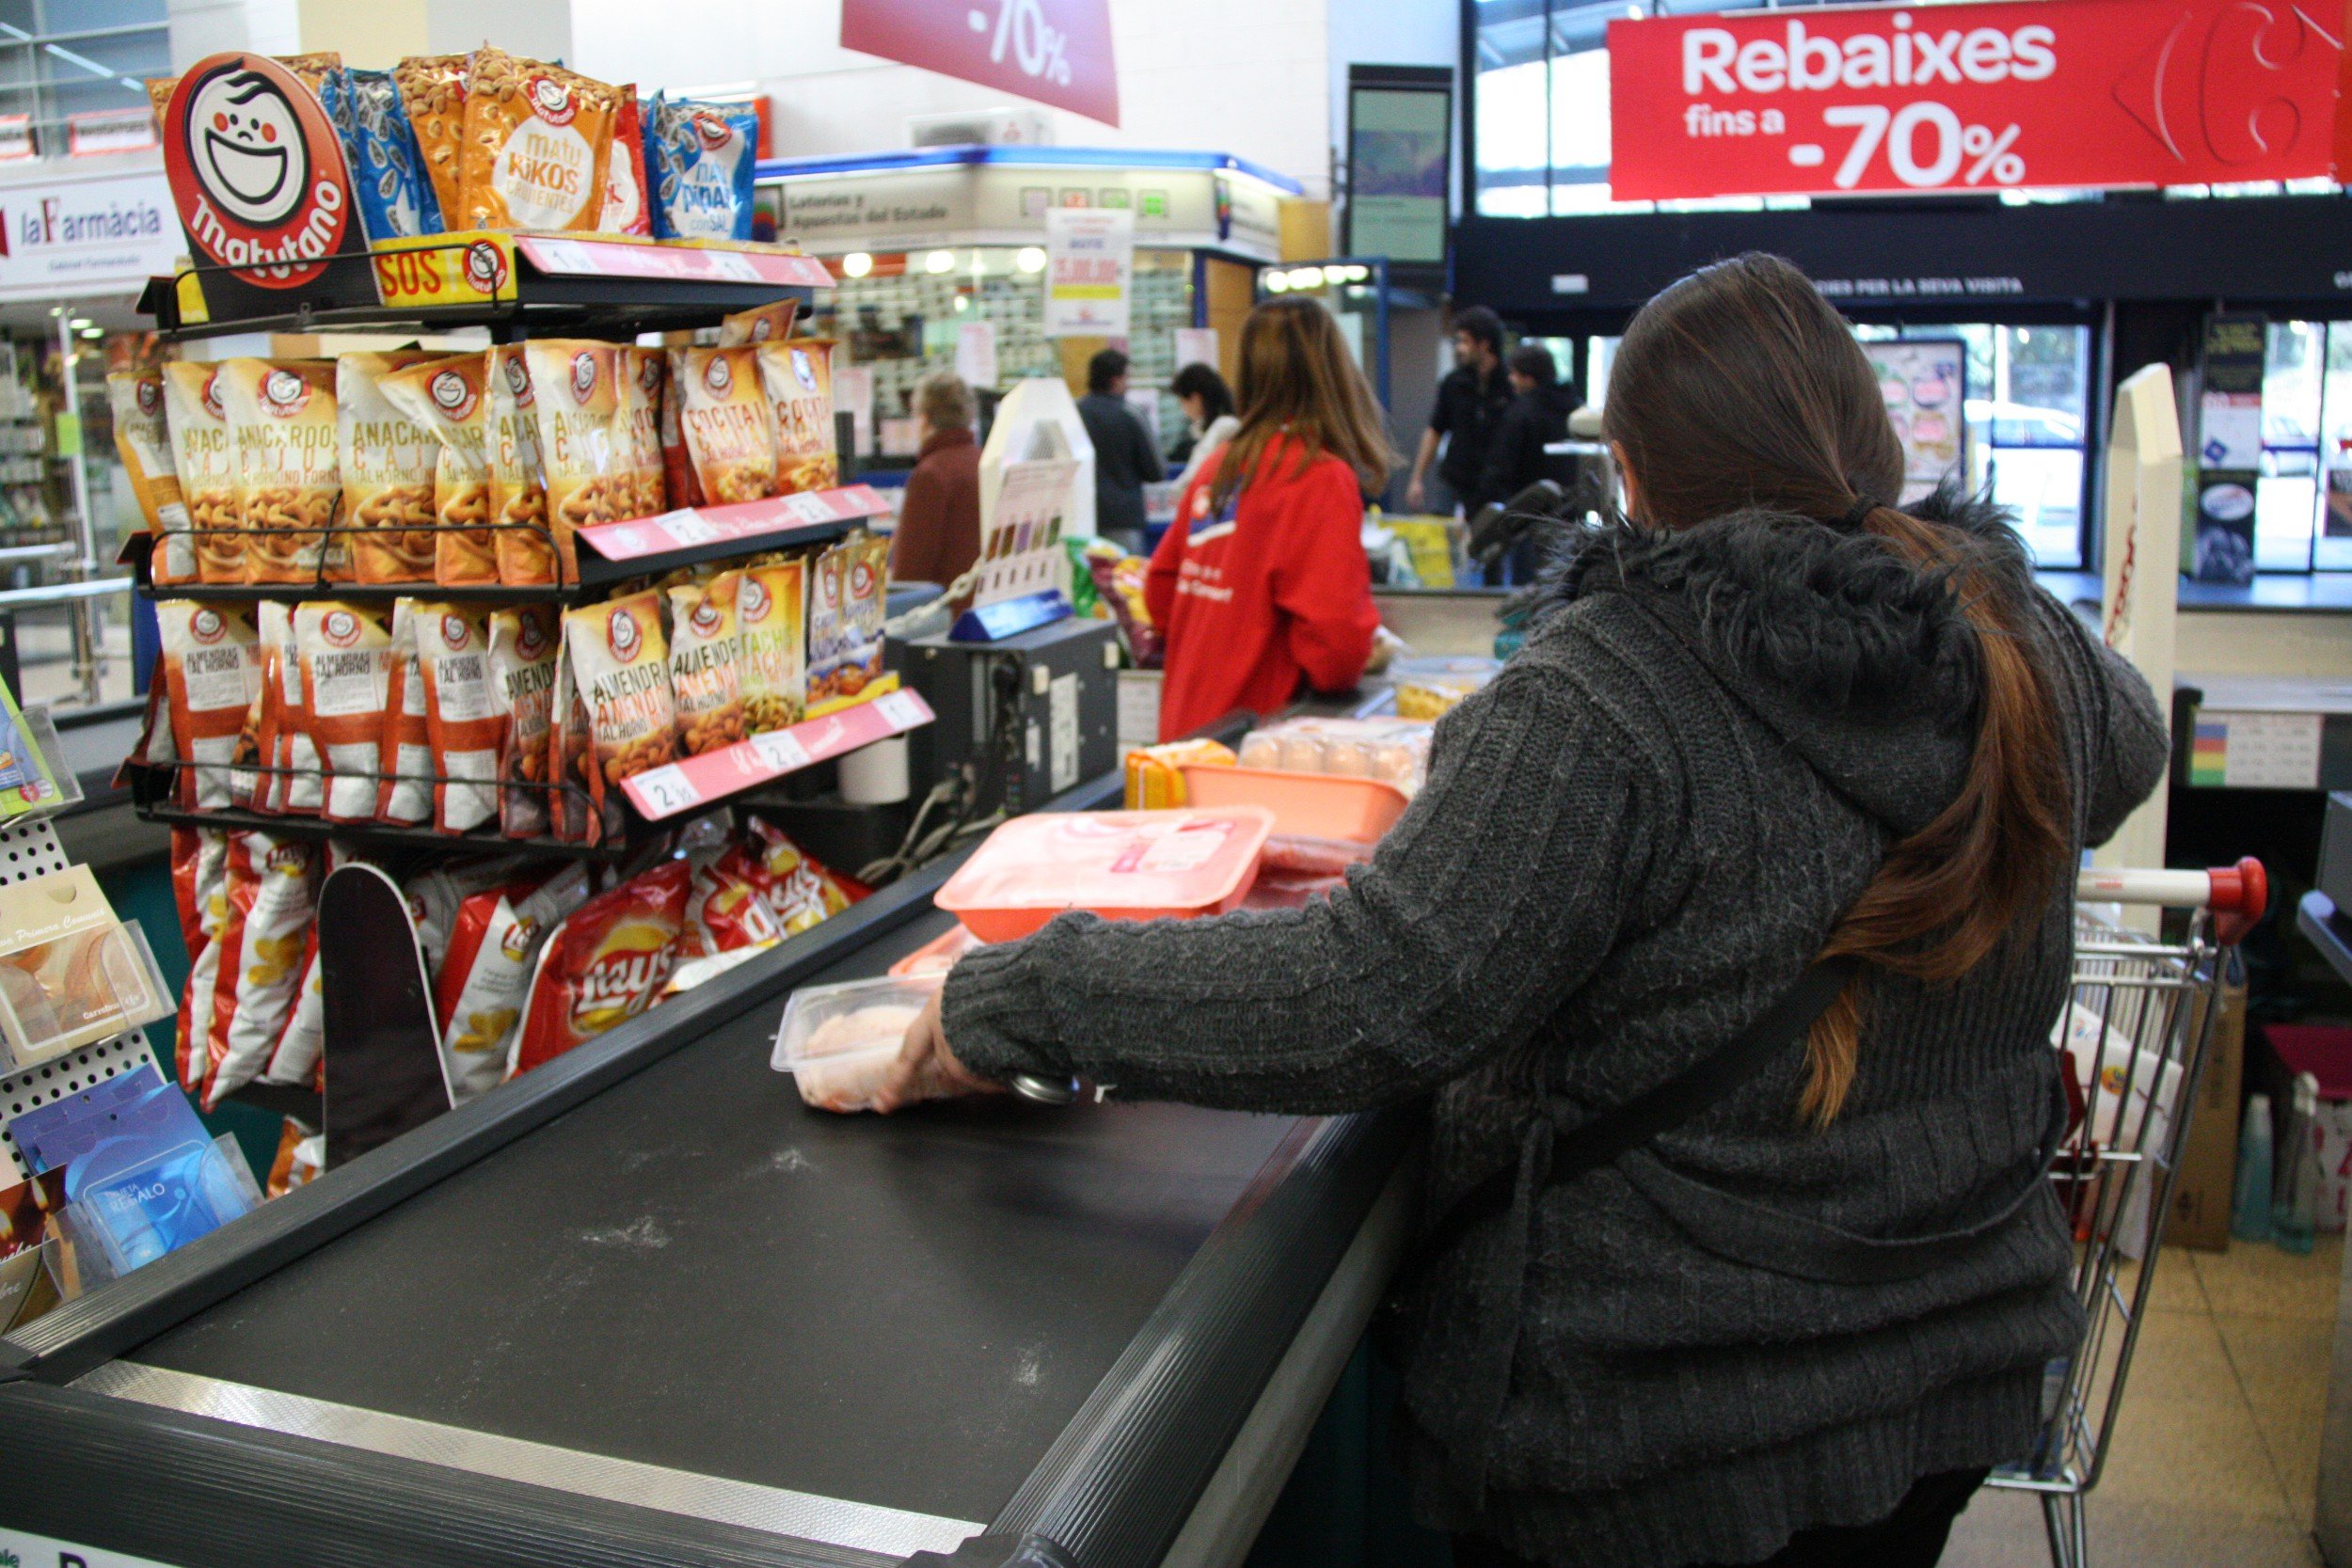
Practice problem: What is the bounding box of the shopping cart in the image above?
[1984,860,2269,1568]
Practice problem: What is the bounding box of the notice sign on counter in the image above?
[2190,711,2323,789]
[1042,206,1133,338]
[1607,0,2343,201]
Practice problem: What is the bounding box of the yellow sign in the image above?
[369,231,516,310]
[173,269,209,325]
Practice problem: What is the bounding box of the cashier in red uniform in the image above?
[1143,298,1388,742]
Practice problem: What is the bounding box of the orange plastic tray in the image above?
[1180,765,1408,845]
[936,807,1275,942]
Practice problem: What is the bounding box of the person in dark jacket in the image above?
[1407,305,1513,514]
[870,254,2167,1568]
[1075,348,1164,552]
[1476,343,1579,583]
[887,371,982,610]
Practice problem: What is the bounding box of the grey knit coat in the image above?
[944,490,2169,1567]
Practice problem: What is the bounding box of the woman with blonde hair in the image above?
[1137,295,1391,740]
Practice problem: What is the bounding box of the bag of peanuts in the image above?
[599,86,653,237]
[380,600,436,824]
[564,590,675,836]
[547,641,596,845]
[485,345,553,587]
[157,602,261,810]
[108,370,194,585]
[260,602,323,815]
[660,348,703,511]
[293,602,392,823]
[416,605,501,833]
[217,359,346,586]
[616,347,668,520]
[523,341,619,580]
[378,354,497,588]
[736,558,806,734]
[489,606,560,838]
[457,46,618,233]
[667,572,745,756]
[249,604,289,813]
[510,859,690,1078]
[161,362,247,586]
[678,347,775,505]
[337,352,439,585]
[758,339,838,496]
[146,52,341,135]
[718,300,798,349]
[393,54,469,230]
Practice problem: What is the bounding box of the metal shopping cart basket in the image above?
[1983,860,2269,1568]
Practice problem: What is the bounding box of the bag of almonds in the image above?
[667,571,744,756]
[563,591,675,835]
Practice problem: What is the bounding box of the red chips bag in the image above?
[203,832,318,1110]
[681,841,781,958]
[510,859,689,1077]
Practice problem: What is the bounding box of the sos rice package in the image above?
[157,602,261,810]
[488,607,561,837]
[380,601,437,825]
[645,92,759,242]
[293,602,392,823]
[457,46,618,233]
[600,86,653,236]
[435,862,589,1102]
[522,341,620,579]
[677,347,775,504]
[108,370,193,585]
[161,362,247,586]
[510,859,690,1077]
[320,66,444,241]
[217,358,345,586]
[416,605,501,833]
[758,340,838,496]
[485,346,553,587]
[202,832,318,1112]
[337,352,440,585]
[392,53,469,227]
[562,592,675,833]
[736,559,806,734]
[378,354,497,588]
[667,573,744,756]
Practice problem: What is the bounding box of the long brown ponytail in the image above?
[1602,253,2070,1124]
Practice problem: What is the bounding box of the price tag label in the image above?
[661,510,720,546]
[784,491,835,523]
[532,239,595,276]
[629,763,700,816]
[873,690,925,729]
[749,730,811,772]
[709,251,762,282]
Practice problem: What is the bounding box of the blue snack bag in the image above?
[321,66,442,240]
[647,92,758,242]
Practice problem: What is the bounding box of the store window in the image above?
[0,0,169,158]
[2251,320,2352,573]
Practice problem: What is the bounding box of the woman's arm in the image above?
[2083,632,2169,847]
[1274,463,1379,691]
[939,670,1666,1114]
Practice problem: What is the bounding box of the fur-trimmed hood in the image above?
[1535,483,2034,838]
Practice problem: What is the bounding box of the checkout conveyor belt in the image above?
[1,768,1418,1568]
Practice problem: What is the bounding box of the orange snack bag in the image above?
[486,345,552,587]
[736,559,806,734]
[217,358,345,586]
[489,607,560,837]
[417,605,501,833]
[457,46,618,233]
[203,832,318,1112]
[294,602,392,823]
[338,351,439,585]
[678,347,775,504]
[378,355,497,588]
[660,347,704,510]
[616,347,668,519]
[667,572,744,756]
[161,362,246,585]
[522,341,619,579]
[380,601,437,825]
[563,591,675,815]
[510,859,690,1075]
[600,86,652,236]
[758,339,838,496]
[109,369,194,585]
[718,300,798,348]
[156,602,261,810]
[394,54,469,228]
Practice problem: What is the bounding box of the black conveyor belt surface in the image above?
[131,911,1299,1528]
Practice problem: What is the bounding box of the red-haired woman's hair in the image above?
[1602,252,2069,1123]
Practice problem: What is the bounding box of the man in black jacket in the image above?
[1406,306,1513,515]
[1075,348,1164,552]
[1477,344,1578,583]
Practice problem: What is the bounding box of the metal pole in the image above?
[56,302,99,707]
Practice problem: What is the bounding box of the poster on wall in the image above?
[0,169,180,302]
[1345,70,1452,266]
[1863,339,1967,502]
[2193,313,2265,584]
[1042,206,1133,338]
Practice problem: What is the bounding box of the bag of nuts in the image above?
[523,341,619,582]
[392,54,469,230]
[736,558,806,734]
[616,347,668,521]
[718,300,798,349]
[109,369,194,586]
[293,602,393,823]
[157,602,262,810]
[486,345,553,587]
[667,572,745,756]
[337,351,439,585]
[379,600,436,825]
[757,338,838,496]
[416,605,501,833]
[456,46,618,233]
[677,346,775,505]
[489,606,560,838]
[217,359,346,586]
[660,347,703,511]
[564,590,675,834]
[379,354,497,588]
[161,362,247,586]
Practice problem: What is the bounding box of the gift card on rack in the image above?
[7,1063,197,1178]
[0,868,171,1071]
[0,676,65,816]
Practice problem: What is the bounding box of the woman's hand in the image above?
[873,992,1000,1114]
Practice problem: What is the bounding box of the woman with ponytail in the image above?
[876,254,2168,1568]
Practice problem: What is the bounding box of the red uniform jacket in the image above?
[1146,436,1378,741]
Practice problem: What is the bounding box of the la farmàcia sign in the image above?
[0,166,181,302]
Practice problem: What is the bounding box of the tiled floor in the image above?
[1947,1236,2342,1567]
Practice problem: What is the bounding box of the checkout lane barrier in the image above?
[1984,861,2267,1568]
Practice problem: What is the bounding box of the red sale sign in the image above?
[1608,0,2343,200]
[842,0,1120,127]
